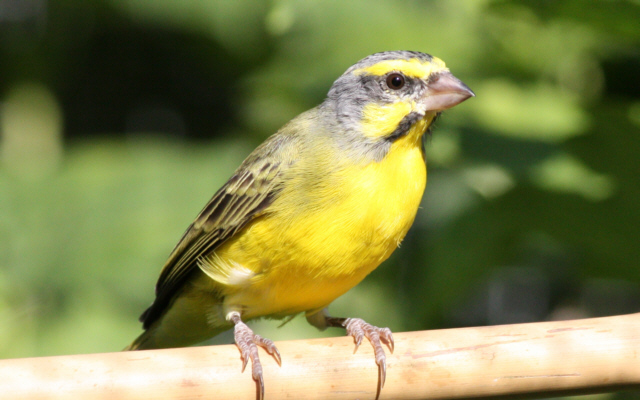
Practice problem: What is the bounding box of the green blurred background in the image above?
[1,0,639,395]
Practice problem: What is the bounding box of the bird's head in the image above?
[324,51,474,149]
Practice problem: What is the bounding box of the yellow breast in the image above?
[207,120,429,319]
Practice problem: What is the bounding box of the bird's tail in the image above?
[124,322,229,351]
[123,323,188,351]
[124,293,231,351]
[123,329,156,351]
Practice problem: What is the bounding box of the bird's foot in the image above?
[228,311,281,400]
[326,317,394,398]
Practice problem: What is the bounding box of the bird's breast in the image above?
[211,133,427,317]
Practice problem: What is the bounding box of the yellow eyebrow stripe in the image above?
[354,57,447,79]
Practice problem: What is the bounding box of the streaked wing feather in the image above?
[139,136,297,328]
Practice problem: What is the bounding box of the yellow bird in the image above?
[126,51,474,398]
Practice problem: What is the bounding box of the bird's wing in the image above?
[140,133,300,328]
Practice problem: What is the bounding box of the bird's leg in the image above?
[311,310,394,399]
[227,311,281,400]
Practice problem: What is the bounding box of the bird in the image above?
[125,50,474,399]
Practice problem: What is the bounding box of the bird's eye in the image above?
[386,73,405,90]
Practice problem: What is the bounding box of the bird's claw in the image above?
[231,313,281,400]
[343,318,394,397]
[254,334,282,366]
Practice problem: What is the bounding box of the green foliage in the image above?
[0,5,638,391]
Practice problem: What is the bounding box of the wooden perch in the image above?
[1,313,639,399]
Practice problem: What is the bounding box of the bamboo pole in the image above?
[1,313,639,400]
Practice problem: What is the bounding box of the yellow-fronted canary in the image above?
[126,50,474,398]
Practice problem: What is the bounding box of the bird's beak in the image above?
[422,71,475,111]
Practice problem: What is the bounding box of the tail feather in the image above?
[125,281,230,351]
[124,328,164,351]
[124,322,230,351]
